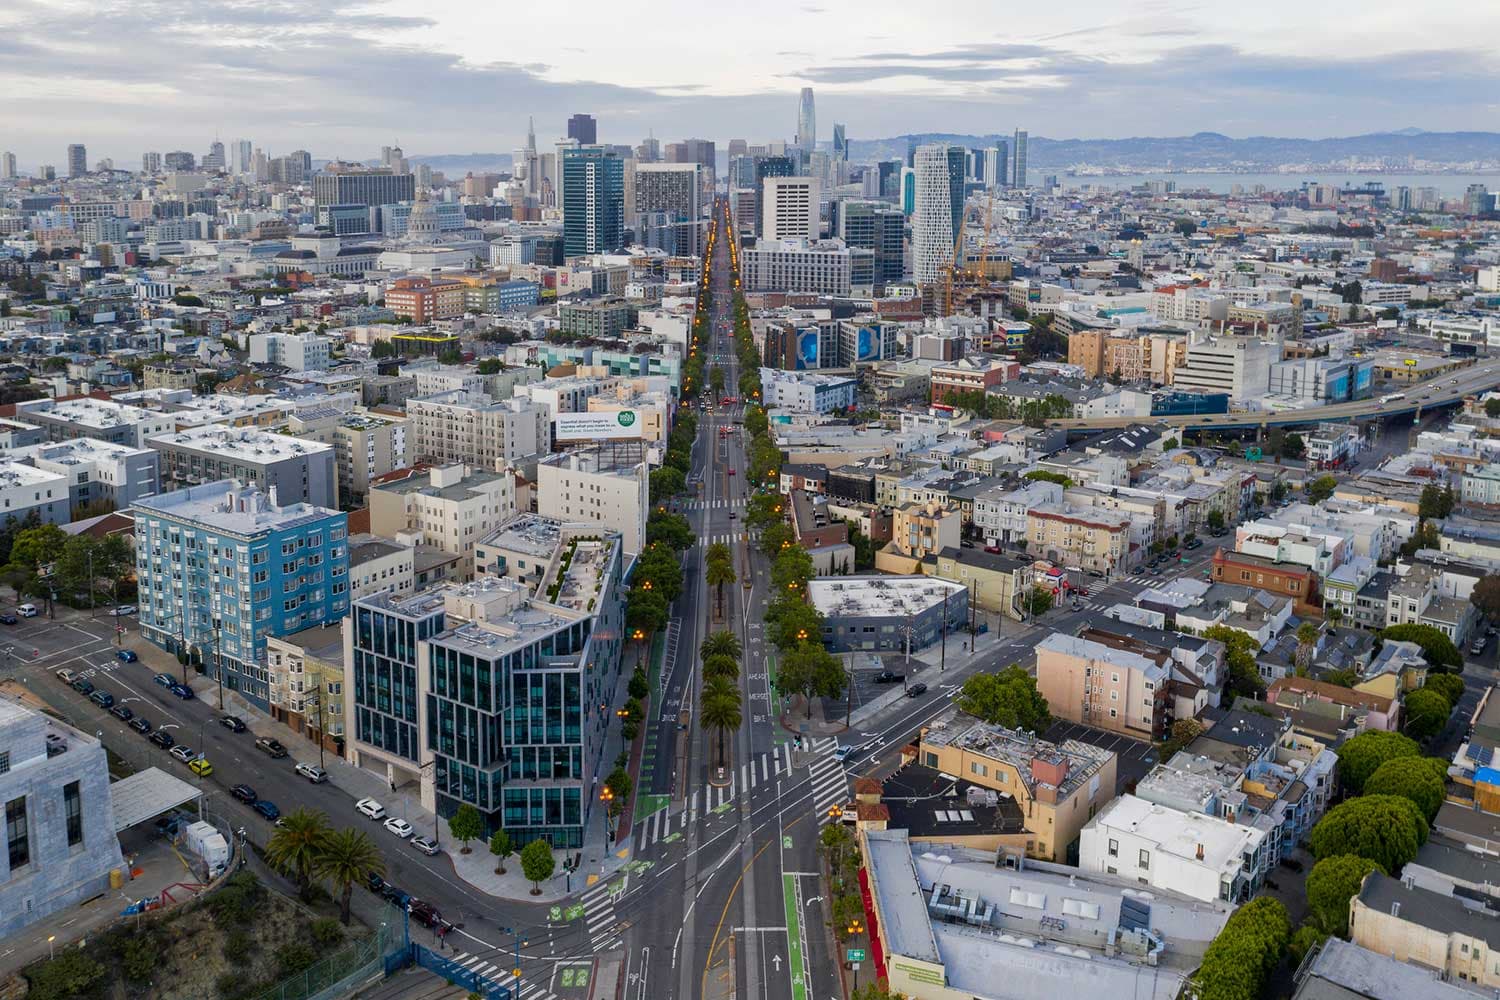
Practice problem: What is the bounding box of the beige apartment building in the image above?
[876,500,962,574]
[289,409,408,504]
[1350,872,1500,991]
[368,464,516,576]
[1035,632,1172,740]
[585,387,672,444]
[1068,330,1188,382]
[266,623,346,755]
[1026,504,1132,575]
[536,445,649,557]
[914,714,1117,863]
[407,391,548,471]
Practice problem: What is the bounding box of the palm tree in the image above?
[701,688,743,770]
[1295,621,1321,673]
[699,629,742,662]
[315,827,386,926]
[705,556,737,618]
[702,654,739,680]
[265,807,331,902]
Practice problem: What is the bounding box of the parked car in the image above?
[189,758,213,777]
[984,545,1002,554]
[152,673,175,687]
[873,671,904,684]
[1185,538,1204,550]
[168,683,195,700]
[116,649,138,663]
[55,668,76,684]
[254,737,288,759]
[110,606,136,616]
[294,762,328,783]
[251,800,280,821]
[230,784,258,804]
[71,678,95,696]
[17,604,37,618]
[128,717,152,735]
[109,704,134,722]
[384,818,415,839]
[218,715,247,733]
[169,745,195,763]
[149,730,175,750]
[365,873,387,894]
[1471,638,1488,656]
[0,614,17,626]
[907,683,929,698]
[381,884,412,909]
[407,900,441,928]
[355,798,386,820]
[410,835,440,856]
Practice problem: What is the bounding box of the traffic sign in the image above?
[846,948,866,962]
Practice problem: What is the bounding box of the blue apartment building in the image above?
[134,480,350,708]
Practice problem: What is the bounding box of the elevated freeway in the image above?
[1043,360,1500,433]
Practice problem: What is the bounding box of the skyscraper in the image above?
[203,141,225,172]
[797,88,816,155]
[1012,129,1028,188]
[141,151,161,174]
[0,153,15,180]
[727,139,748,158]
[753,155,795,235]
[986,139,1009,188]
[636,134,660,163]
[761,176,820,241]
[231,139,253,175]
[832,124,847,161]
[567,114,598,145]
[67,144,87,178]
[634,162,702,254]
[912,144,961,284]
[562,146,625,256]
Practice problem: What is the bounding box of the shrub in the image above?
[311,917,343,948]
[223,928,253,963]
[276,941,317,978]
[26,952,108,1000]
[120,931,161,982]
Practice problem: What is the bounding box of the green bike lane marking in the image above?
[782,872,807,1000]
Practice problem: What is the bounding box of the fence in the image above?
[247,908,409,1000]
[413,944,512,999]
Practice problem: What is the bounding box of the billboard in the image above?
[795,328,819,370]
[555,410,643,440]
[855,326,879,362]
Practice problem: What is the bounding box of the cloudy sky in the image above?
[3,0,1497,166]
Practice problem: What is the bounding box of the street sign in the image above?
[1245,446,1263,461]
[846,948,867,962]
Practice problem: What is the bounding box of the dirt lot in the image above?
[17,871,369,1000]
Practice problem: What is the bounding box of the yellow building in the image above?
[912,714,1116,862]
[1351,872,1500,990]
[1026,504,1132,575]
[266,623,346,755]
[930,548,1031,619]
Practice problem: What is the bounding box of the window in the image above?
[0,751,8,775]
[6,796,28,870]
[1108,838,1118,857]
[970,762,988,777]
[1139,849,1150,870]
[64,782,82,847]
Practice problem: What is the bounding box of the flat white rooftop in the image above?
[807,575,966,618]
[150,425,333,462]
[1088,793,1262,875]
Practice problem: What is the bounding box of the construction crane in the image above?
[942,187,999,316]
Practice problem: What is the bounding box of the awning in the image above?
[109,768,203,833]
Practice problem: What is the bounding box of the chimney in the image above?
[1196,843,1204,861]
[1391,901,1401,918]
[267,484,279,508]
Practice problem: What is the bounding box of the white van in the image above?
[17,604,37,618]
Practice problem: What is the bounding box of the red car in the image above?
[984,545,1002,554]
[727,469,736,476]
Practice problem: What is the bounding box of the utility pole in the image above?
[87,548,94,617]
[940,588,949,672]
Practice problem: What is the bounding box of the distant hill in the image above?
[407,152,514,175]
[846,130,1500,170]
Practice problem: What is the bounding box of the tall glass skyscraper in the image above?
[797,88,816,155]
[561,145,624,256]
[1012,129,1029,188]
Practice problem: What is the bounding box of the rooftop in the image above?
[480,512,564,558]
[150,425,333,462]
[132,479,340,535]
[1038,632,1169,683]
[1296,938,1477,1000]
[921,712,1115,801]
[353,585,449,621]
[806,575,966,619]
[20,396,155,428]
[348,534,407,566]
[1089,794,1265,875]
[1358,872,1500,950]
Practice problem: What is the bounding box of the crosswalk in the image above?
[580,876,623,953]
[700,532,746,547]
[681,498,747,511]
[634,742,848,850]
[446,952,560,1000]
[1069,600,1117,613]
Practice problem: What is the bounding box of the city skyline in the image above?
[3,0,1500,164]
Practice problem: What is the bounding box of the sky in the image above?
[3,0,1499,167]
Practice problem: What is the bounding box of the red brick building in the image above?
[1210,548,1321,616]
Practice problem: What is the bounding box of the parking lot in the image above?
[1042,720,1158,793]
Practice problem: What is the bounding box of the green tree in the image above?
[265,807,331,902]
[314,827,386,926]
[437,347,464,365]
[1404,687,1451,740]
[1207,509,1226,532]
[646,511,694,552]
[1309,795,1428,873]
[1295,621,1321,673]
[1419,483,1455,520]
[1159,718,1204,760]
[1306,854,1385,935]
[1336,730,1421,794]
[1022,585,1053,617]
[9,522,68,571]
[1194,896,1290,1000]
[520,839,555,895]
[777,642,846,716]
[650,466,687,503]
[1307,475,1338,504]
[1364,756,1446,821]
[706,546,736,616]
[956,665,1051,732]
[448,803,484,854]
[1423,672,1466,712]
[700,629,742,662]
[476,358,504,374]
[489,829,513,874]
[1486,398,1500,419]
[23,951,108,1000]
[709,366,726,395]
[626,588,668,639]
[1203,625,1266,699]
[1470,575,1500,622]
[1023,470,1072,488]
[1173,218,1198,237]
[771,546,815,595]
[1288,924,1329,965]
[759,521,795,558]
[745,492,786,530]
[766,596,825,650]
